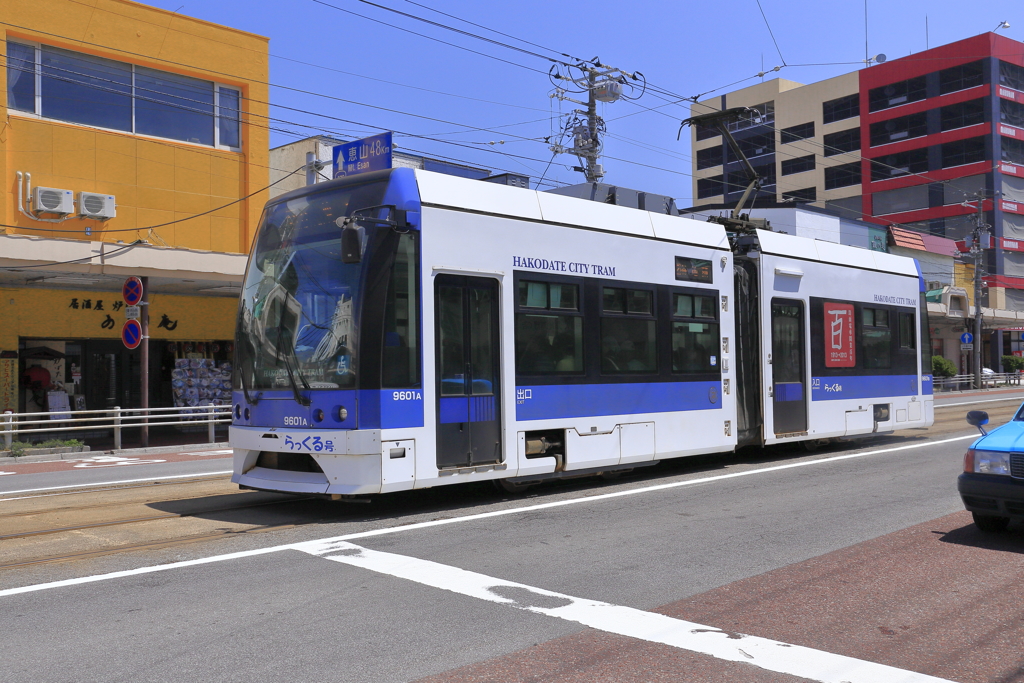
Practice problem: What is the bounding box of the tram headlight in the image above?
[234,404,241,419]
[314,409,325,423]
[338,406,349,422]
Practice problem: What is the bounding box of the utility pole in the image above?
[965,191,994,390]
[548,60,643,183]
[305,151,325,186]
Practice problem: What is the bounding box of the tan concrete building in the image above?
[690,73,863,218]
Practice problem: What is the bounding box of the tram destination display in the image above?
[674,256,713,283]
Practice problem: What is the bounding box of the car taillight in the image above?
[964,449,975,473]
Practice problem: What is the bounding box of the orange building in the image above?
[0,0,269,418]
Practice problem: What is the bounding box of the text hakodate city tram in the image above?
[230,167,934,497]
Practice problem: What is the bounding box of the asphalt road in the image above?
[1,395,1023,682]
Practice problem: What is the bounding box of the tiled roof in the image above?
[888,226,959,256]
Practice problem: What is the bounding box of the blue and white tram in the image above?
[230,168,933,497]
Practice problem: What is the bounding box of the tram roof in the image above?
[414,170,730,251]
[756,229,919,277]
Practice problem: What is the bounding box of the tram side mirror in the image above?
[339,218,364,264]
[966,410,989,435]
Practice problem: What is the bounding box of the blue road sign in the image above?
[333,132,393,178]
[122,318,143,350]
[960,332,974,344]
[123,277,144,306]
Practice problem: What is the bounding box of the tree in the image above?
[932,355,958,378]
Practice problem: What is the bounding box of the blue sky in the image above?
[146,0,1020,204]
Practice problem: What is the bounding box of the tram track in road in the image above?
[0,477,332,573]
[0,494,313,542]
[0,522,300,570]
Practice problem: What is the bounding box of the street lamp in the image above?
[995,21,1011,31]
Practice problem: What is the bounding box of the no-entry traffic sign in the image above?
[122,318,143,349]
[123,277,144,307]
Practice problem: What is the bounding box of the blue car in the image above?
[958,409,1024,532]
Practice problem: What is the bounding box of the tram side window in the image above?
[382,233,420,387]
[862,307,891,369]
[671,293,720,374]
[601,287,657,374]
[515,280,583,374]
[899,312,916,350]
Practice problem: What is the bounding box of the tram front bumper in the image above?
[230,426,383,495]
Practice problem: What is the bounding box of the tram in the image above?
[230,168,934,497]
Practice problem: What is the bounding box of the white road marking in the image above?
[0,472,15,476]
[0,471,233,498]
[0,434,976,598]
[179,449,233,456]
[72,456,167,468]
[935,395,1024,408]
[296,541,953,683]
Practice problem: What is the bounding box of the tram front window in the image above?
[235,181,387,392]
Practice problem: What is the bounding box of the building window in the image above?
[695,123,720,141]
[8,41,242,150]
[601,287,657,374]
[868,76,927,112]
[696,145,723,170]
[780,121,814,144]
[869,112,928,147]
[671,293,719,374]
[781,155,815,176]
[1001,98,1024,129]
[1001,61,1024,92]
[862,308,891,369]
[697,175,724,199]
[870,148,929,181]
[872,184,929,215]
[942,99,987,131]
[1004,137,1024,166]
[514,280,584,375]
[823,128,860,156]
[823,94,859,124]
[825,162,862,189]
[6,42,36,113]
[726,163,774,193]
[943,174,988,205]
[939,60,985,95]
[941,136,986,168]
[726,132,774,161]
[781,187,816,203]
[726,102,774,133]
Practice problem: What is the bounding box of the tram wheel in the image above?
[495,479,532,495]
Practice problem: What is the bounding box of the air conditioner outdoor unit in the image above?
[78,192,117,220]
[33,186,75,215]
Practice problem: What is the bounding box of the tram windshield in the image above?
[235,180,387,392]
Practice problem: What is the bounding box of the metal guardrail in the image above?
[1,405,231,450]
[934,372,1024,391]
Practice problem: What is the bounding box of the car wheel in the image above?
[972,512,1010,532]
[494,479,531,495]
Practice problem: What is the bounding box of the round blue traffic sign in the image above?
[122,318,143,349]
[960,332,974,344]
[122,277,144,306]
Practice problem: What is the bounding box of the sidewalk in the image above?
[0,442,230,465]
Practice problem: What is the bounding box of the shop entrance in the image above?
[82,340,142,410]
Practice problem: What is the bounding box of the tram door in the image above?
[770,299,808,435]
[435,275,502,468]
